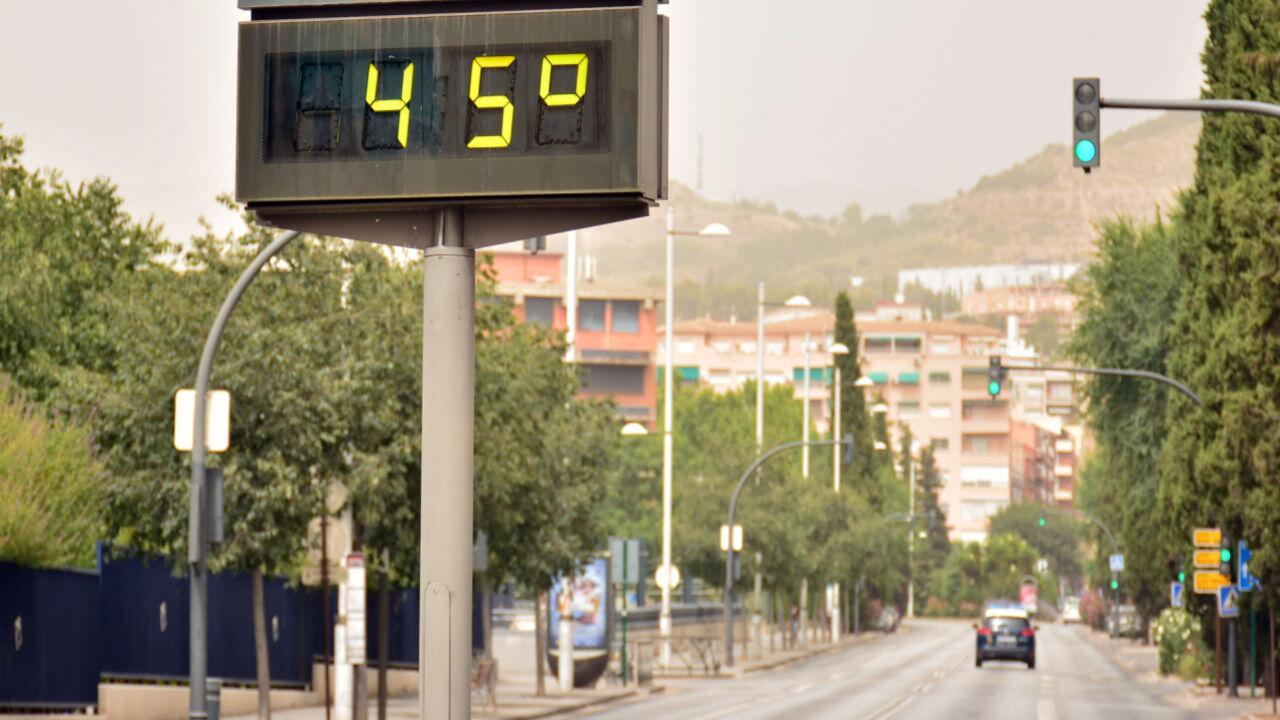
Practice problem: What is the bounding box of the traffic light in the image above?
[1220,547,1233,563]
[1178,571,1186,583]
[1073,78,1101,172]
[1038,515,1046,527]
[1110,579,1119,590]
[987,356,1006,399]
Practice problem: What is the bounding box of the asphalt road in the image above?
[574,619,1244,720]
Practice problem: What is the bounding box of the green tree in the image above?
[987,502,1081,580]
[0,378,105,568]
[913,447,951,608]
[1068,217,1181,631]
[1162,0,1280,618]
[833,292,877,505]
[0,130,168,398]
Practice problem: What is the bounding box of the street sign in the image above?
[719,524,743,552]
[346,553,367,664]
[1036,558,1049,575]
[1194,570,1230,594]
[1109,554,1125,573]
[174,389,231,453]
[1238,540,1259,592]
[1170,581,1184,608]
[236,7,665,207]
[609,537,644,586]
[654,564,681,591]
[1194,528,1223,547]
[1194,549,1221,568]
[1217,584,1240,618]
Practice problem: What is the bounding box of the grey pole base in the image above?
[419,209,475,720]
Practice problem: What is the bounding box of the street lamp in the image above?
[660,207,731,668]
[906,440,919,619]
[827,342,849,643]
[620,422,649,437]
[755,290,812,464]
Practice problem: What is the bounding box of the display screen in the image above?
[236,8,659,205]
[265,44,610,162]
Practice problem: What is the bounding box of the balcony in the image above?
[1054,439,1074,453]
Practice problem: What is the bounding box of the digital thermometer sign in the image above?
[237,7,662,206]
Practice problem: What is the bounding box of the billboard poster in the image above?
[549,558,610,650]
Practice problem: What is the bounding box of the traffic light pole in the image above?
[1001,364,1202,407]
[724,436,852,668]
[1102,97,1280,121]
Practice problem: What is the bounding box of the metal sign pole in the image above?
[420,210,474,720]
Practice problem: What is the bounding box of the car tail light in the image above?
[1021,628,1035,638]
[977,627,991,637]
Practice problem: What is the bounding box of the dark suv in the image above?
[975,613,1036,669]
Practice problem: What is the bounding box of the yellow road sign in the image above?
[1194,549,1222,568]
[1194,528,1222,547]
[1194,570,1230,594]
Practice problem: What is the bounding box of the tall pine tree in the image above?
[1162,0,1280,612]
[833,292,879,506]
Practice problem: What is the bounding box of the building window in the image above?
[928,403,952,419]
[895,337,922,354]
[898,400,921,419]
[961,367,989,391]
[963,434,1007,455]
[612,301,639,333]
[960,466,1010,488]
[525,297,557,326]
[929,336,956,355]
[766,340,785,355]
[581,364,645,395]
[928,371,951,384]
[1048,383,1073,401]
[712,340,732,354]
[739,341,757,354]
[930,437,950,452]
[865,337,893,354]
[580,300,606,332]
[676,339,696,355]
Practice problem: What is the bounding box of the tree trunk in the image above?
[252,568,272,720]
[535,591,548,697]
[377,565,388,720]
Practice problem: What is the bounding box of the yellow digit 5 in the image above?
[468,55,516,149]
[366,61,414,148]
[540,53,589,107]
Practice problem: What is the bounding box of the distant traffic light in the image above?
[1038,516,1046,527]
[987,356,1006,399]
[1110,579,1119,590]
[1178,571,1186,583]
[1220,547,1232,563]
[1073,78,1101,172]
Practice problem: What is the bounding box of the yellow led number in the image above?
[468,56,517,149]
[467,52,590,150]
[540,53,589,107]
[366,61,414,148]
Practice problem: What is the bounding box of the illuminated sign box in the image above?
[236,7,661,206]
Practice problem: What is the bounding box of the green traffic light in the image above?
[1038,516,1046,527]
[1110,580,1118,590]
[1178,571,1186,583]
[988,381,1001,396]
[1074,139,1097,163]
[1221,548,1232,563]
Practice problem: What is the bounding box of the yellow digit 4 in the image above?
[366,61,414,148]
[540,53,589,107]
[468,56,517,149]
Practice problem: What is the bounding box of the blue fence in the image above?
[0,548,429,709]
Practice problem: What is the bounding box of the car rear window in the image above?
[984,617,1029,633]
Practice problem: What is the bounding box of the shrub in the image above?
[1153,607,1204,678]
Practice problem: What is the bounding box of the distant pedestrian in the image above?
[789,605,799,648]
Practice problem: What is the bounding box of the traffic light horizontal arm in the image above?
[1102,97,1280,121]
[1003,364,1202,407]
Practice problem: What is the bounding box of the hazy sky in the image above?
[0,1,1208,242]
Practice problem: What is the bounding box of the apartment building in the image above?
[488,251,660,425]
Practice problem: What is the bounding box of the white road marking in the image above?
[1038,672,1058,720]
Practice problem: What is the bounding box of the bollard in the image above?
[206,678,222,720]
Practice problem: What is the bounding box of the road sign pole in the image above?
[1217,616,1223,694]
[1230,617,1240,697]
[188,229,300,719]
[621,542,628,686]
[420,211,474,720]
[1252,609,1258,699]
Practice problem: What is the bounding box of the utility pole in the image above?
[756,282,765,459]
[659,205,675,668]
[907,442,916,619]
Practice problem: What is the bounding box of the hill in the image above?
[556,112,1199,318]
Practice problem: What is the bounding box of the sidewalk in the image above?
[1071,623,1279,719]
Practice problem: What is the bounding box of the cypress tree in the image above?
[1162,0,1280,609]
